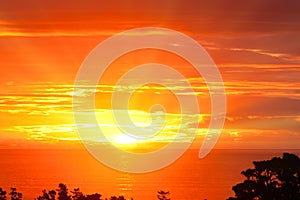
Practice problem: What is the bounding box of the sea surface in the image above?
[0,148,299,200]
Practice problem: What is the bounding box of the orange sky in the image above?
[0,0,299,150]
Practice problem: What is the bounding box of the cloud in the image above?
[215,128,300,149]
[0,0,299,38]
[0,88,73,115]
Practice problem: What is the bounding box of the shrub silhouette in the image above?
[9,188,22,200]
[0,188,6,200]
[85,193,101,200]
[228,152,300,200]
[48,190,56,200]
[71,188,101,200]
[0,187,23,200]
[107,196,126,200]
[157,190,170,200]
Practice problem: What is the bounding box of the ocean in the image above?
[0,148,299,200]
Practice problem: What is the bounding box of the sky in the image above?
[0,0,299,150]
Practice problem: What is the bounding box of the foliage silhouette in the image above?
[1,183,170,200]
[36,189,56,200]
[57,184,71,200]
[0,188,6,200]
[228,153,300,200]
[48,190,57,200]
[107,196,126,200]
[9,188,22,200]
[36,189,49,200]
[71,188,101,200]
[71,188,85,200]
[157,190,170,200]
[85,193,101,200]
[36,184,133,200]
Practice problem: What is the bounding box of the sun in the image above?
[113,134,137,145]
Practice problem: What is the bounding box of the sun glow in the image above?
[113,134,137,145]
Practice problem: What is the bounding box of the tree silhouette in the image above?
[36,189,49,200]
[0,182,142,200]
[36,189,56,200]
[71,188,85,200]
[157,190,170,200]
[57,184,71,200]
[48,190,56,200]
[36,186,103,200]
[228,152,300,200]
[0,188,7,200]
[2,184,135,200]
[9,188,22,200]
[108,196,125,200]
[85,193,101,200]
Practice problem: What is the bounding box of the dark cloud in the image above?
[227,96,300,117]
[0,0,300,34]
[225,116,300,131]
[220,66,300,83]
[208,48,289,65]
